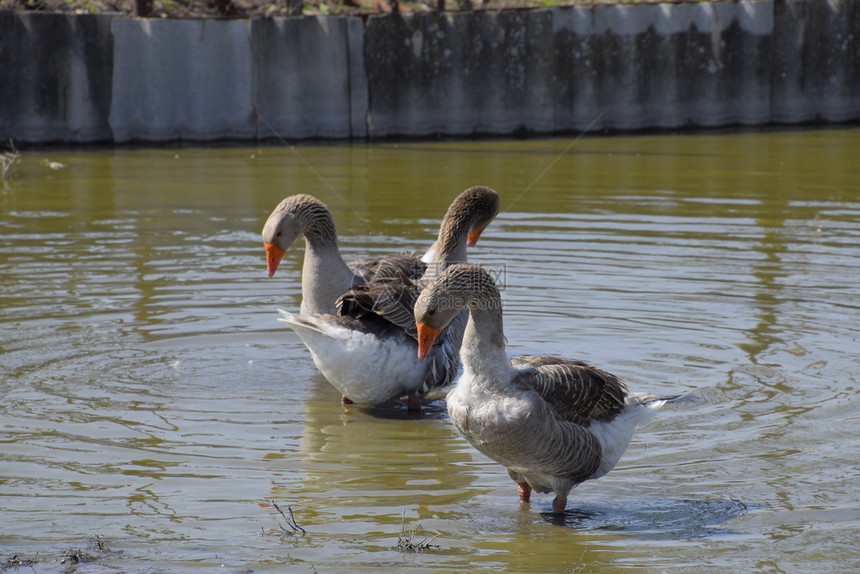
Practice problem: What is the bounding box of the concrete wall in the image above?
[109,18,256,142]
[364,3,777,135]
[772,0,860,123]
[0,13,114,143]
[0,0,858,145]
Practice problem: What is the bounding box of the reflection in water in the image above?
[1,129,859,572]
[738,196,793,365]
[271,376,479,519]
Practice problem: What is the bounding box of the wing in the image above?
[511,355,629,425]
[349,253,427,283]
[336,272,423,339]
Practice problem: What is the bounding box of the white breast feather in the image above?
[279,310,426,404]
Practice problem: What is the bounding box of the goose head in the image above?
[460,185,500,246]
[414,263,500,360]
[438,186,500,253]
[261,194,333,277]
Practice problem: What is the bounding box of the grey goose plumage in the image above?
[414,263,670,513]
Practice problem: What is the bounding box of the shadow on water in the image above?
[362,398,451,421]
[542,498,749,538]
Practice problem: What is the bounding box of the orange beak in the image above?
[466,229,483,247]
[416,322,440,361]
[265,243,286,277]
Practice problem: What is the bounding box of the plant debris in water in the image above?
[272,501,306,538]
[396,512,440,553]
[1,553,38,572]
[1,536,112,573]
[60,535,112,567]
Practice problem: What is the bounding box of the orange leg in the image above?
[406,396,422,411]
[551,496,567,514]
[517,482,532,503]
[341,395,354,405]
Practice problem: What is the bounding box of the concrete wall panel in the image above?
[0,12,113,144]
[252,16,354,140]
[364,10,561,136]
[772,0,860,123]
[110,18,255,142]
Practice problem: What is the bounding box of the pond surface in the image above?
[1,128,859,573]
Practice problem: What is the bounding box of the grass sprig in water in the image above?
[272,501,306,537]
[396,511,440,553]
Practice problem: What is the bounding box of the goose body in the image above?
[414,263,669,513]
[273,187,500,408]
[279,307,464,405]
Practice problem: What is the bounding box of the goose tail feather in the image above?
[277,309,326,335]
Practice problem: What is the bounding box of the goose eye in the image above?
[275,231,282,238]
[427,308,436,317]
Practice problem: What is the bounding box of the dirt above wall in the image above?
[0,0,674,18]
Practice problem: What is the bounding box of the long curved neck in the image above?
[434,219,469,265]
[421,217,469,283]
[460,296,512,386]
[300,215,359,316]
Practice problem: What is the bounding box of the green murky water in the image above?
[1,128,858,573]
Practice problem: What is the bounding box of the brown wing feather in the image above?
[336,273,422,339]
[511,355,628,426]
[349,253,427,283]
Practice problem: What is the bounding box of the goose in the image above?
[262,189,496,316]
[414,263,671,514]
[262,194,416,316]
[277,187,500,409]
